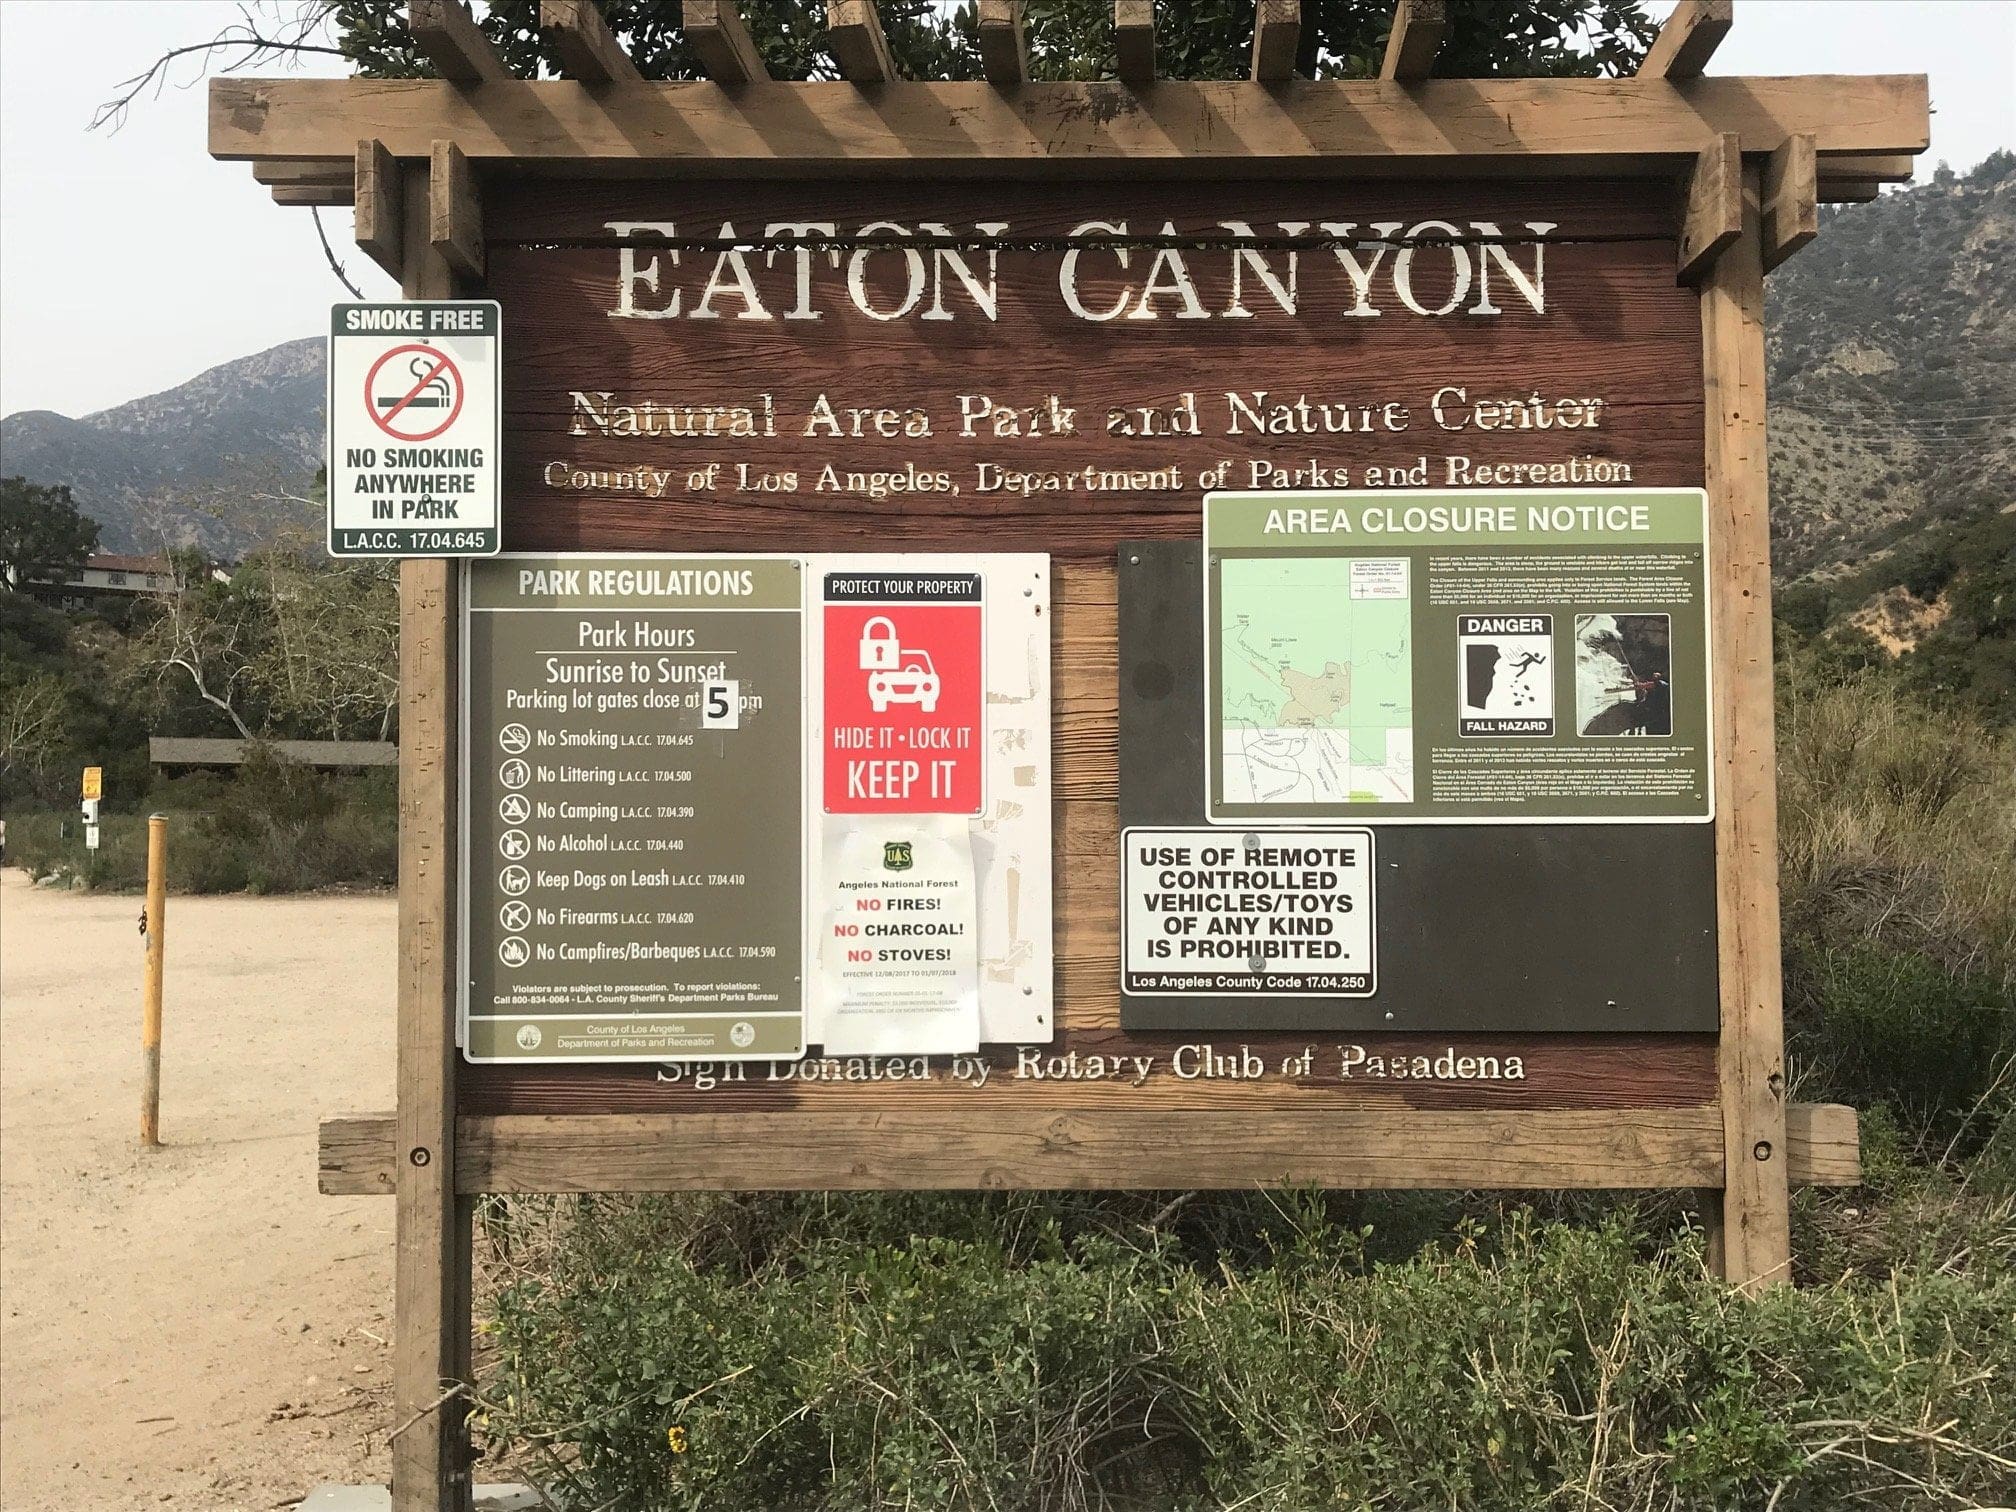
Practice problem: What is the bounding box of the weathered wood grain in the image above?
[1381,0,1447,83]
[1701,164,1791,1291]
[353,139,401,282]
[976,0,1028,86]
[209,75,1931,173]
[1251,0,1300,82]
[542,0,644,85]
[408,0,509,86]
[1678,133,1740,285]
[1762,133,1817,272]
[429,140,483,279]
[392,165,472,1512]
[683,0,769,85]
[827,1,897,84]
[317,1103,1860,1194]
[1640,0,1732,82]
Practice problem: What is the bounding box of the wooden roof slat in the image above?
[210,75,1931,172]
[1678,131,1741,284]
[1819,152,1914,182]
[407,0,510,85]
[272,184,355,206]
[976,0,1029,88]
[826,1,898,84]
[253,157,352,186]
[1114,1,1154,84]
[1818,178,1882,204]
[1251,0,1300,83]
[354,138,402,281]
[1641,0,1732,81]
[683,0,769,85]
[1380,0,1448,83]
[1762,132,1817,270]
[542,0,645,85]
[430,140,484,278]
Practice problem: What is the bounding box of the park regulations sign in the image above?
[326,301,501,559]
[461,555,805,1062]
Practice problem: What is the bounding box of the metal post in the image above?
[141,813,168,1147]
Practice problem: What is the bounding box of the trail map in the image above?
[1216,557,1415,807]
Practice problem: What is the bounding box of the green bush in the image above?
[3,749,395,894]
[478,1199,2016,1511]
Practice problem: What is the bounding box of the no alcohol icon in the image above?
[498,829,531,860]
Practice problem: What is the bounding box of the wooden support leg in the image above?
[391,158,474,1512]
[1700,162,1792,1292]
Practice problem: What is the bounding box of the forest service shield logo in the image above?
[882,840,913,872]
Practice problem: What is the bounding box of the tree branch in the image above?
[92,2,350,134]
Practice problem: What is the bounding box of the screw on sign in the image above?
[365,344,465,442]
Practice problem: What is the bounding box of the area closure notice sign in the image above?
[326,302,500,558]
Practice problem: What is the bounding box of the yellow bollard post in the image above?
[141,813,167,1147]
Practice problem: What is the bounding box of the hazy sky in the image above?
[1,0,2010,419]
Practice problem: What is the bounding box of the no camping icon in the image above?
[364,343,465,442]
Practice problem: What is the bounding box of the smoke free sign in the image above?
[327,301,501,558]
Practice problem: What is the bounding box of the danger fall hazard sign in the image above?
[327,302,501,559]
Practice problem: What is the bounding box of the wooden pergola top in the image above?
[215,1,1927,202]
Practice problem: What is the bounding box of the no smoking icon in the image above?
[364,343,464,443]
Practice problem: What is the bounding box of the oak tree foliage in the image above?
[329,0,1655,84]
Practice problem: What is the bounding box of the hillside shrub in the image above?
[478,1198,2016,1511]
[4,748,395,893]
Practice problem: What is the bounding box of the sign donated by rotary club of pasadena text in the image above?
[326,302,501,559]
[462,555,805,1062]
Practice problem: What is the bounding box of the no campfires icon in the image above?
[365,344,464,442]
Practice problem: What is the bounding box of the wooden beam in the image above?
[1819,151,1913,182]
[353,139,402,282]
[1701,161,1793,1292]
[407,0,510,85]
[253,157,351,185]
[1678,131,1741,284]
[429,140,483,278]
[1252,0,1300,83]
[1762,131,1817,271]
[542,0,644,85]
[1818,177,1882,204]
[1380,0,1448,83]
[683,0,769,84]
[1641,0,1732,81]
[318,1104,1863,1196]
[209,75,1931,174]
[272,184,355,207]
[826,1,897,84]
[976,0,1028,87]
[1114,0,1154,84]
[390,167,472,1499]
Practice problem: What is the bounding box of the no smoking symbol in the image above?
[365,343,465,443]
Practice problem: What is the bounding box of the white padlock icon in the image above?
[858,615,900,671]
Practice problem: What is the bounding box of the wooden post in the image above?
[1700,161,1791,1291]
[392,159,474,1512]
[140,814,167,1147]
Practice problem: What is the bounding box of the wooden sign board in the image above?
[219,33,1925,1503]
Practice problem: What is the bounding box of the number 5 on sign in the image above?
[702,680,740,730]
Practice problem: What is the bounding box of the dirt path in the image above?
[1,869,397,1510]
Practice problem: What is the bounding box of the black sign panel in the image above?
[1118,541,1718,1034]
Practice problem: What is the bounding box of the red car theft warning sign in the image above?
[327,302,501,558]
[823,573,984,815]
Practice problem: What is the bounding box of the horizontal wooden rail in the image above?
[322,1103,1860,1195]
[211,75,1928,174]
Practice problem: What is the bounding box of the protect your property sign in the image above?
[327,302,500,558]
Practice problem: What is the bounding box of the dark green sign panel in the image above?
[1204,489,1711,825]
[462,555,804,1062]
